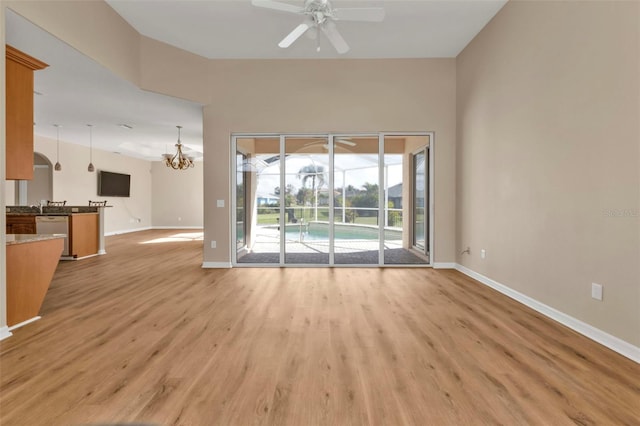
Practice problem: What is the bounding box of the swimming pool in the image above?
[284,222,401,241]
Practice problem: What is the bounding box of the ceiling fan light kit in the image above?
[252,0,385,54]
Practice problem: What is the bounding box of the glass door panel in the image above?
[413,151,426,251]
[284,137,329,264]
[383,135,430,265]
[235,137,281,264]
[333,136,380,264]
[236,151,247,252]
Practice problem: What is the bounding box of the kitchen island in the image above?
[6,234,65,328]
[6,205,109,258]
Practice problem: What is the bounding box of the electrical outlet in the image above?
[178,217,182,222]
[480,249,486,259]
[591,283,603,301]
[217,200,225,208]
[211,240,216,249]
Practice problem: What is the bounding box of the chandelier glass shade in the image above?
[164,125,194,170]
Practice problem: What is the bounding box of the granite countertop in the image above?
[7,212,98,216]
[6,234,67,245]
[6,205,108,215]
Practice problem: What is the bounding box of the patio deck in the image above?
[237,225,428,265]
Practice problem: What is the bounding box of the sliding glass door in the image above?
[232,133,432,266]
[333,136,380,264]
[284,136,329,264]
[413,150,426,252]
[235,137,281,264]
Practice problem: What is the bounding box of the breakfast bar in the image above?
[6,205,108,259]
[6,234,65,328]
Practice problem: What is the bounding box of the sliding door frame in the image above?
[230,132,434,267]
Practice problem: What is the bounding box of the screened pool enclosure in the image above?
[232,134,433,266]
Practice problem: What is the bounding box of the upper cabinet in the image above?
[6,45,48,180]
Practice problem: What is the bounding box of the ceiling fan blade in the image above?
[333,7,385,22]
[251,0,304,14]
[279,22,311,48]
[335,138,356,146]
[321,21,349,54]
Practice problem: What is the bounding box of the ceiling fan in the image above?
[252,0,385,54]
[301,137,357,150]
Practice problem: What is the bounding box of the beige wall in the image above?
[34,135,153,235]
[151,161,203,228]
[456,1,640,345]
[203,59,457,264]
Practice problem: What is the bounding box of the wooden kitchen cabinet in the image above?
[5,45,48,180]
[6,215,36,234]
[69,213,99,258]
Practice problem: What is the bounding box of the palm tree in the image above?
[298,164,326,221]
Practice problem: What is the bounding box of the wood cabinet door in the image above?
[6,215,36,234]
[5,46,48,180]
[11,222,36,234]
[69,214,99,258]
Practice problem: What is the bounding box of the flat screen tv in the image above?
[98,171,130,197]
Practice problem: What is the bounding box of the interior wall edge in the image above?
[0,6,7,331]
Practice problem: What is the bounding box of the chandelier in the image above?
[163,125,194,170]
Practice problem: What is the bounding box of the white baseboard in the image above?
[8,316,41,331]
[433,262,456,269]
[202,262,232,269]
[454,264,640,364]
[0,326,12,341]
[105,226,152,236]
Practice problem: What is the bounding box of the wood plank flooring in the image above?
[1,229,638,425]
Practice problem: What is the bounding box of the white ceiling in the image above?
[106,0,507,59]
[5,1,506,161]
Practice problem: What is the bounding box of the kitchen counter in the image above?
[6,233,66,245]
[7,206,108,257]
[6,205,108,215]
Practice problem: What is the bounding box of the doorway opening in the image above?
[232,133,433,267]
[14,152,53,205]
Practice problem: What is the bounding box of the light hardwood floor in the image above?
[1,229,638,425]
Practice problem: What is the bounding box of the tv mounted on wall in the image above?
[98,170,131,197]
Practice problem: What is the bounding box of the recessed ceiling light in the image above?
[118,124,133,129]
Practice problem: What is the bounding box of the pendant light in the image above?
[53,124,62,171]
[87,124,95,172]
